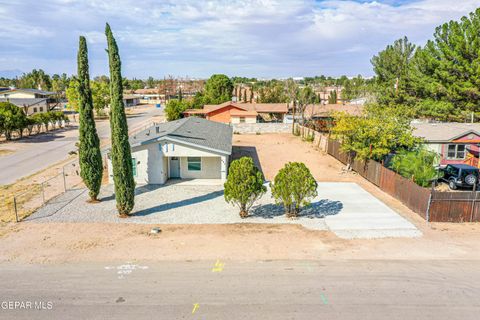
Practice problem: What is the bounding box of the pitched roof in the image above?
[0,98,48,107]
[304,104,364,118]
[202,102,288,114]
[412,122,480,142]
[1,88,56,96]
[229,109,258,116]
[130,117,233,154]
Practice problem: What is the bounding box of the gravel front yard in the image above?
[26,181,420,238]
[27,182,330,230]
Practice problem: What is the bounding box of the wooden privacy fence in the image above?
[327,139,480,223]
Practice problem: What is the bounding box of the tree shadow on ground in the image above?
[231,145,263,178]
[99,184,165,202]
[132,190,224,216]
[250,199,343,219]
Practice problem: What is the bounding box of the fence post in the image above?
[13,196,19,223]
[63,166,67,192]
[470,181,477,222]
[426,181,435,223]
[41,182,45,204]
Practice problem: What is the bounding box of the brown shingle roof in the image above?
[304,104,364,118]
[203,102,288,114]
[412,122,480,142]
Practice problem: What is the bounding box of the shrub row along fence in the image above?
[327,139,480,223]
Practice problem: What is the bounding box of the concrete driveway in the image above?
[28,182,420,239]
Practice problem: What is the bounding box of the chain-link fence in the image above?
[1,159,86,222]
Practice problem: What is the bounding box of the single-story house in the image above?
[0,88,56,99]
[107,117,232,185]
[0,88,59,115]
[123,95,140,107]
[183,102,288,124]
[412,122,480,167]
[0,97,50,115]
[297,104,364,131]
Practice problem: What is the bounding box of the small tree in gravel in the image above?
[224,157,266,218]
[270,162,318,218]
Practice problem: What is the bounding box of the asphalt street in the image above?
[1,260,479,319]
[0,106,163,185]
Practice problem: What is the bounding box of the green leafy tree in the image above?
[203,74,233,104]
[328,90,337,104]
[270,162,318,218]
[296,86,316,124]
[65,77,80,112]
[332,104,419,161]
[390,147,439,187]
[0,102,28,140]
[371,36,417,106]
[224,157,266,218]
[105,23,135,216]
[410,8,480,120]
[165,99,188,121]
[91,81,110,115]
[77,36,103,202]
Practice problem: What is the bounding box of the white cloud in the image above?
[1,0,480,78]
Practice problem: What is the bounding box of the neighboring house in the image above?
[0,88,56,99]
[123,95,140,107]
[0,88,58,115]
[299,104,364,131]
[0,98,50,115]
[183,101,288,123]
[107,117,232,185]
[127,88,163,105]
[412,122,480,167]
[314,85,344,104]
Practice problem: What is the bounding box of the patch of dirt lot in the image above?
[1,133,480,264]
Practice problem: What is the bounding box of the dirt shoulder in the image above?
[1,222,480,264]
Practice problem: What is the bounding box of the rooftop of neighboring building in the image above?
[412,122,480,142]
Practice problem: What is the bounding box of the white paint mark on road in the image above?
[104,263,149,279]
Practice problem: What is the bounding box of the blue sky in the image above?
[1,0,479,79]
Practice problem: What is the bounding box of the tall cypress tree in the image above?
[105,23,135,215]
[78,36,103,202]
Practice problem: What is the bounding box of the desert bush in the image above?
[224,157,266,218]
[270,162,318,218]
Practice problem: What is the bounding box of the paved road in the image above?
[1,260,479,319]
[0,106,163,185]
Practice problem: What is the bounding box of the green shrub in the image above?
[224,157,266,218]
[270,162,318,218]
[389,147,439,187]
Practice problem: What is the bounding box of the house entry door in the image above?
[170,157,180,178]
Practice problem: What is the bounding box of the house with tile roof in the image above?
[183,101,288,124]
[412,122,480,167]
[107,117,233,185]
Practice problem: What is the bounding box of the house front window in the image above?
[132,158,137,176]
[187,157,201,171]
[239,117,246,123]
[447,144,466,159]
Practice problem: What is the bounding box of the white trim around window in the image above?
[446,144,466,160]
[187,157,202,171]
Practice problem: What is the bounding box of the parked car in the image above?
[439,164,479,190]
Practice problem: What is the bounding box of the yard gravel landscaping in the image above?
[26,181,421,239]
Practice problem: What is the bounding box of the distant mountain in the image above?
[0,69,23,78]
